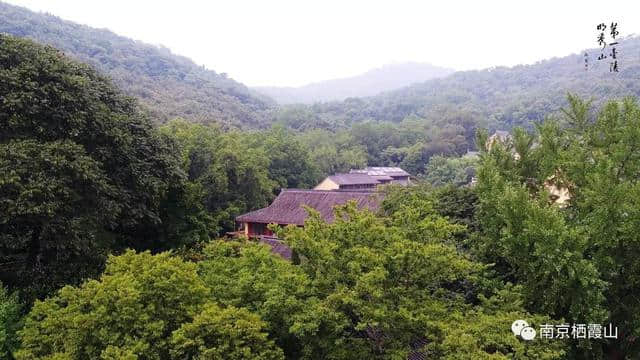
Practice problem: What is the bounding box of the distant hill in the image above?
[255,63,454,104]
[0,1,273,127]
[278,36,640,131]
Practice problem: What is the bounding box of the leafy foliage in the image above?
[0,140,117,300]
[296,128,368,175]
[0,282,22,359]
[290,120,468,176]
[170,303,284,360]
[280,203,565,359]
[159,119,276,234]
[14,250,281,360]
[250,126,322,191]
[423,154,478,187]
[198,241,316,359]
[195,200,565,359]
[0,34,201,300]
[474,95,640,358]
[159,120,329,235]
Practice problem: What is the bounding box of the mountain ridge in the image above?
[3,0,640,134]
[277,36,640,131]
[255,62,454,104]
[0,1,274,127]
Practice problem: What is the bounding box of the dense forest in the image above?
[254,62,454,104]
[3,2,640,358]
[0,1,273,127]
[3,32,640,359]
[274,37,640,133]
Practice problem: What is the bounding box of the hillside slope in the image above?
[0,1,273,127]
[255,62,454,104]
[281,37,640,131]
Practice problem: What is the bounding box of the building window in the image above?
[251,222,266,235]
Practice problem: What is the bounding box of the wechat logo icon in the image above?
[512,319,536,340]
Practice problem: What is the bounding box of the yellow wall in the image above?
[314,178,339,190]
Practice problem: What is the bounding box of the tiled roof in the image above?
[370,174,394,181]
[328,173,380,185]
[351,167,410,177]
[236,189,382,225]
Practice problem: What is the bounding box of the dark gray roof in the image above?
[328,173,380,185]
[236,189,382,225]
[370,174,394,181]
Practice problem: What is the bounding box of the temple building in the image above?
[314,167,410,191]
[351,166,411,185]
[234,167,410,259]
[236,188,381,237]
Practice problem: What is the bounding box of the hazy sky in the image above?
[5,0,640,87]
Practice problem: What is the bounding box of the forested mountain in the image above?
[0,1,273,127]
[4,0,640,135]
[254,62,454,104]
[277,36,640,132]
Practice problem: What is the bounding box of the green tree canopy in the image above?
[159,119,275,234]
[474,95,640,358]
[251,126,322,192]
[196,198,565,359]
[15,250,282,360]
[0,34,193,300]
[170,303,284,360]
[198,241,317,359]
[15,250,208,359]
[423,154,478,187]
[0,140,118,299]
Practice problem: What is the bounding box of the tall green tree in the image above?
[0,140,118,300]
[15,250,209,359]
[423,154,478,187]
[297,129,367,175]
[0,35,193,300]
[253,126,321,192]
[474,95,640,358]
[160,119,275,234]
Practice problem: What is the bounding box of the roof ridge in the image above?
[281,188,380,194]
[236,188,383,225]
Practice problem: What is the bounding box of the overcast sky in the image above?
[5,0,640,87]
